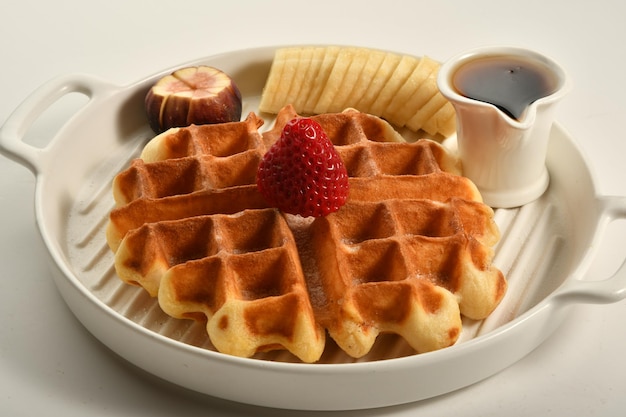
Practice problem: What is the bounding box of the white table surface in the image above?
[1,0,625,415]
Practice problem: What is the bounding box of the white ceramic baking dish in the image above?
[1,46,626,411]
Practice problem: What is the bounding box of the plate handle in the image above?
[555,196,626,304]
[0,74,118,174]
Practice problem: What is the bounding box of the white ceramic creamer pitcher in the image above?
[437,47,571,208]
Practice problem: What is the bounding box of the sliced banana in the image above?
[293,47,325,112]
[259,49,284,113]
[374,55,419,120]
[345,49,386,113]
[389,56,440,127]
[330,48,370,113]
[406,88,447,133]
[302,46,340,114]
[355,52,401,114]
[421,103,456,137]
[283,48,312,112]
[314,47,358,114]
[260,46,456,137]
[272,48,301,114]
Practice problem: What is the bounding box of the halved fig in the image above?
[145,65,242,133]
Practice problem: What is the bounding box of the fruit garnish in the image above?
[145,65,242,133]
[256,118,349,217]
[259,46,456,137]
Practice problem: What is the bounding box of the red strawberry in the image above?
[256,117,349,217]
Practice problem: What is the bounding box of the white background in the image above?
[1,0,625,415]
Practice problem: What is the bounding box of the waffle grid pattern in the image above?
[106,105,505,362]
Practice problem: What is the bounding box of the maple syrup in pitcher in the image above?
[452,55,560,120]
[438,47,570,208]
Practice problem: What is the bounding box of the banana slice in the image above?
[345,49,386,113]
[330,47,370,113]
[355,52,401,114]
[272,48,301,114]
[372,55,419,119]
[293,47,325,112]
[259,48,289,113]
[387,56,439,127]
[314,47,358,114]
[303,46,340,114]
[421,103,456,137]
[283,48,312,112]
[405,88,446,132]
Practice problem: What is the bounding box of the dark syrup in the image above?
[452,55,559,120]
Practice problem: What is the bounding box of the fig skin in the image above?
[145,66,242,133]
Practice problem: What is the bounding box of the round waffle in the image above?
[106,105,506,362]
